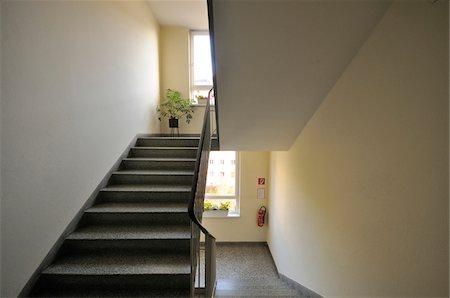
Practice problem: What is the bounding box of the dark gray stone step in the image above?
[97,189,191,204]
[129,147,197,158]
[62,224,191,254]
[43,252,190,275]
[120,157,196,171]
[86,202,188,213]
[101,184,191,192]
[109,171,193,185]
[62,238,190,255]
[31,286,190,297]
[136,136,199,147]
[67,224,190,240]
[32,273,190,296]
[81,211,190,226]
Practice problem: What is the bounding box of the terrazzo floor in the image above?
[199,243,303,297]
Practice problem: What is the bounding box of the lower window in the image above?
[205,151,239,215]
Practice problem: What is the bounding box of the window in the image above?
[190,31,213,104]
[205,151,239,215]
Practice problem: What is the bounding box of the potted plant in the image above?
[204,201,230,217]
[196,94,209,105]
[157,89,194,128]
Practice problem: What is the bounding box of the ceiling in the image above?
[212,0,392,150]
[146,0,392,151]
[147,0,208,30]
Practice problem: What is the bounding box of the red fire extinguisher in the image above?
[257,206,267,227]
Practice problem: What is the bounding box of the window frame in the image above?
[190,30,213,105]
[205,151,240,216]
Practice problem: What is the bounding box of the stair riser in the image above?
[97,191,191,204]
[129,148,197,158]
[136,138,199,147]
[34,274,190,292]
[109,174,193,185]
[61,239,190,254]
[81,213,190,226]
[120,160,196,171]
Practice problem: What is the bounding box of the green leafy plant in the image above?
[157,89,194,124]
[204,202,214,211]
[219,202,231,211]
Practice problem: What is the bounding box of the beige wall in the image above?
[268,1,448,297]
[204,151,269,242]
[1,2,160,296]
[159,26,206,135]
[0,0,2,294]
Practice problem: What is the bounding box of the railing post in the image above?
[205,234,216,297]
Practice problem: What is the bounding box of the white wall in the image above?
[268,1,448,297]
[203,151,269,242]
[0,0,2,295]
[1,1,160,296]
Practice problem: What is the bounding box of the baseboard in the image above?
[278,273,323,298]
[18,134,140,297]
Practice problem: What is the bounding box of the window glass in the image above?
[190,31,213,104]
[205,151,239,212]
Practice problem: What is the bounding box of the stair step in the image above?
[85,202,187,213]
[109,171,193,185]
[136,136,199,147]
[67,225,190,240]
[97,189,191,204]
[32,287,190,297]
[120,158,196,171]
[33,274,190,296]
[112,170,194,175]
[81,211,190,225]
[101,184,191,192]
[129,147,197,158]
[43,252,190,275]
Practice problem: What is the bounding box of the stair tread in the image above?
[34,288,190,297]
[112,170,194,176]
[123,157,196,161]
[43,252,190,275]
[131,147,197,150]
[86,202,187,213]
[67,225,191,240]
[102,185,191,192]
[138,136,200,140]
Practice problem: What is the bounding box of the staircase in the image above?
[29,136,202,297]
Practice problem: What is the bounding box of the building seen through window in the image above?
[205,151,239,212]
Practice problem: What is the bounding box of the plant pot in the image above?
[204,209,229,217]
[169,118,179,128]
[198,98,208,105]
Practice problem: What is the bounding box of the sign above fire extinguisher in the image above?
[257,178,265,185]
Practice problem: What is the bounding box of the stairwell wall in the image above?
[268,1,448,297]
[1,1,160,296]
[0,0,2,295]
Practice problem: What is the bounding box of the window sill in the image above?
[203,211,240,218]
[191,104,215,108]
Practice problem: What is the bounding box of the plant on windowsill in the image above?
[203,201,230,217]
[195,94,208,105]
[157,89,194,129]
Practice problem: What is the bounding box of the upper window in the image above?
[205,151,239,214]
[190,31,213,104]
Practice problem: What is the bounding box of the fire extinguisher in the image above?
[257,206,267,227]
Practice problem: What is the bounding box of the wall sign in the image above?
[258,178,266,185]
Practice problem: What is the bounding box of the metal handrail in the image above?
[187,91,215,238]
[207,0,220,149]
[188,88,217,297]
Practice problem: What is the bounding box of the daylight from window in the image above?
[191,31,213,102]
[205,151,238,212]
